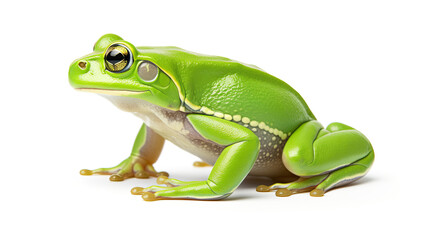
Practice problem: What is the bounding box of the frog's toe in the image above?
[80,167,119,176]
[132,177,202,199]
[109,174,125,181]
[257,175,328,197]
[130,186,164,196]
[132,185,169,195]
[80,169,93,175]
[256,185,270,192]
[193,161,212,167]
[256,182,304,197]
[156,176,169,185]
[310,189,325,197]
[80,159,126,176]
[155,176,198,187]
[256,182,292,192]
[130,185,170,200]
[275,189,294,197]
[130,187,145,195]
[142,192,157,201]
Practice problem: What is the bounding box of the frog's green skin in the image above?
[69,34,374,201]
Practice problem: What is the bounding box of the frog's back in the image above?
[137,46,315,137]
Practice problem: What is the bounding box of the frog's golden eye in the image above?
[138,61,159,82]
[104,44,133,72]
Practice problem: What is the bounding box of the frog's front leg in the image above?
[258,121,374,197]
[132,114,260,201]
[80,123,168,181]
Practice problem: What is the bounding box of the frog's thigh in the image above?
[140,114,260,201]
[281,121,374,194]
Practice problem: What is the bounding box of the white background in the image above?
[1,0,427,239]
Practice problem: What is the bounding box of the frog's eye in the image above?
[138,61,159,82]
[104,44,133,72]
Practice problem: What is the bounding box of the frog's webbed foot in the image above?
[80,123,167,181]
[256,175,329,197]
[80,156,168,182]
[130,177,229,201]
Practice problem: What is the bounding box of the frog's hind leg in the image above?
[309,150,374,196]
[260,121,374,197]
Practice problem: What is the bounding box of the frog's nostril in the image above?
[78,61,87,69]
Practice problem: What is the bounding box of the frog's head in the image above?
[69,34,181,110]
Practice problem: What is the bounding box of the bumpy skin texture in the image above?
[69,34,374,201]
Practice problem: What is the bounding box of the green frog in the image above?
[68,34,374,201]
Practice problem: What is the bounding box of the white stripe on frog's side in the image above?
[183,99,288,140]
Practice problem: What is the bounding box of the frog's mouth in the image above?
[76,88,151,96]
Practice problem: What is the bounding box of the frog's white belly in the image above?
[102,95,221,165]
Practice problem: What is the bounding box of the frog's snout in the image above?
[69,59,91,88]
[70,59,90,74]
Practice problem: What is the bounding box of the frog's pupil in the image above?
[107,49,125,64]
